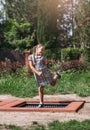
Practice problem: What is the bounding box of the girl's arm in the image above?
[28,60,42,76]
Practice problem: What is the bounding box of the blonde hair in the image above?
[33,44,44,54]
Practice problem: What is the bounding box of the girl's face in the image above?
[36,46,44,56]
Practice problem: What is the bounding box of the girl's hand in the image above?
[37,71,42,76]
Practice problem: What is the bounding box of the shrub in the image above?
[84,48,90,62]
[1,20,36,51]
[61,48,84,61]
[60,60,85,71]
[45,48,61,60]
[16,66,32,77]
[0,59,23,73]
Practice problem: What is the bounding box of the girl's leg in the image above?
[50,79,57,86]
[50,72,61,86]
[38,86,44,107]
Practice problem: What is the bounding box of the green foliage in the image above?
[60,60,86,72]
[1,0,90,50]
[3,0,38,24]
[50,63,60,72]
[0,72,38,97]
[57,0,74,48]
[84,48,90,62]
[58,70,90,97]
[37,0,58,48]
[0,70,90,97]
[0,120,90,130]
[16,66,32,77]
[45,48,61,60]
[61,47,84,61]
[1,20,36,50]
[29,123,45,130]
[4,124,22,130]
[48,120,90,130]
[74,0,90,48]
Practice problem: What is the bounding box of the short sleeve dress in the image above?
[28,54,53,86]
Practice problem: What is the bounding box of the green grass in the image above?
[0,70,90,97]
[0,124,22,130]
[48,120,90,130]
[0,120,90,130]
[0,73,38,97]
[51,70,90,97]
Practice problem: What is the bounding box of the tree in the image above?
[1,20,36,51]
[1,0,80,50]
[57,0,75,48]
[0,0,38,50]
[0,0,4,20]
[37,0,59,48]
[3,0,38,27]
[74,0,90,48]
[0,0,5,47]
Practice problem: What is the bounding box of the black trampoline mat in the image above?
[14,102,70,108]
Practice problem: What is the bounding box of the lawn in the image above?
[0,70,90,97]
[0,120,90,130]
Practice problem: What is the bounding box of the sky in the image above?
[0,0,5,22]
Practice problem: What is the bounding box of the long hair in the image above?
[33,44,45,55]
[32,44,44,64]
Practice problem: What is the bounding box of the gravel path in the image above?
[0,94,90,127]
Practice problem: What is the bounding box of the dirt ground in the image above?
[0,94,90,127]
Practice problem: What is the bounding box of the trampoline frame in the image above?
[0,99,85,112]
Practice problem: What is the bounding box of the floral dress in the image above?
[28,54,53,86]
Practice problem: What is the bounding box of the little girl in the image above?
[28,44,61,108]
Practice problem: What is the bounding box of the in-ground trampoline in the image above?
[0,100,85,112]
